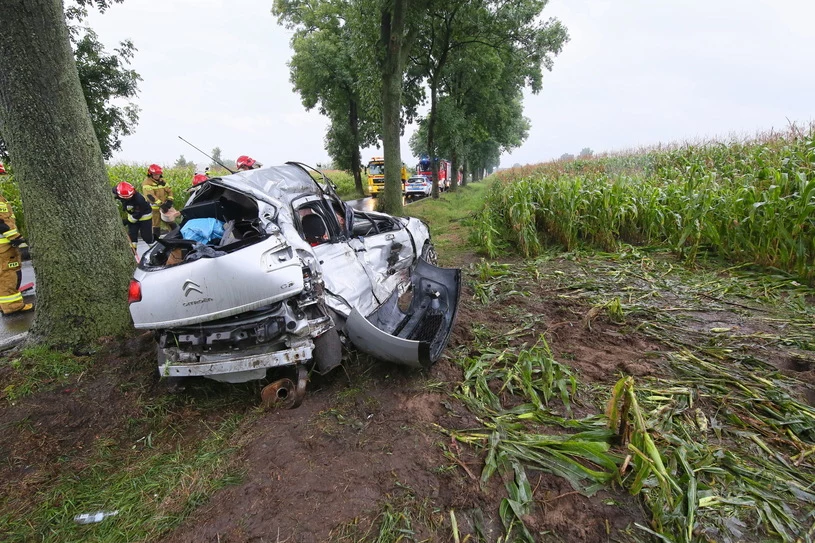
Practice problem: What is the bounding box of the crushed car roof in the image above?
[209,163,328,205]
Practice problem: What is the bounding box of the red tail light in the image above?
[128,279,142,304]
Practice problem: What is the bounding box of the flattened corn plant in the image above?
[446,255,815,542]
[473,127,815,283]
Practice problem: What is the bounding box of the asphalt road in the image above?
[0,197,401,348]
[0,259,36,348]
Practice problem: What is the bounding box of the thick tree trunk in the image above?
[0,0,135,346]
[449,151,458,193]
[378,1,409,216]
[461,160,468,187]
[349,99,364,196]
[428,80,440,199]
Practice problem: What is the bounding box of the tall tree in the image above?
[274,0,380,196]
[410,0,567,194]
[375,0,429,214]
[0,0,134,346]
[210,147,223,168]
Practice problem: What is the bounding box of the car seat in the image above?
[301,213,328,246]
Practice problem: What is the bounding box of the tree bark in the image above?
[449,151,458,193]
[378,0,409,216]
[428,79,440,199]
[0,0,135,346]
[349,99,364,196]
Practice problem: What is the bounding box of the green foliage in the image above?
[410,0,568,187]
[107,163,196,200]
[0,170,24,235]
[448,249,815,541]
[73,28,141,159]
[0,7,140,162]
[321,169,358,200]
[273,0,380,176]
[173,155,191,168]
[476,129,815,284]
[210,147,223,168]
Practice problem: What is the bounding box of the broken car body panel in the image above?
[128,163,460,385]
[346,259,461,368]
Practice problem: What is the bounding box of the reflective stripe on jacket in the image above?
[0,196,21,246]
[113,187,153,221]
[143,177,173,209]
[0,291,23,304]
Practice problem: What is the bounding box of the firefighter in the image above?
[187,173,209,193]
[236,155,262,171]
[112,182,154,249]
[142,164,175,239]
[0,194,32,315]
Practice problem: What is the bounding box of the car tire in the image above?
[420,241,438,266]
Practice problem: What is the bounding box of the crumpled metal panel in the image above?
[345,259,461,368]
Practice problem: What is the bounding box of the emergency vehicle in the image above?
[416,156,451,191]
[366,157,408,196]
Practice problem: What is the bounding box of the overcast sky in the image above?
[87,0,815,170]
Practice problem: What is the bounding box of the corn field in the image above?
[473,126,815,284]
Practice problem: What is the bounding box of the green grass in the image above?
[0,391,256,543]
[1,345,88,402]
[405,182,489,265]
[0,415,246,543]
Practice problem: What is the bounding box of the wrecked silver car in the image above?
[127,163,460,405]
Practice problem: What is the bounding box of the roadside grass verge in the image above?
[405,182,489,265]
[0,415,246,543]
[1,345,89,403]
[448,248,815,542]
[321,169,361,200]
[0,362,260,543]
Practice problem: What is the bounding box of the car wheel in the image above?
[420,241,438,265]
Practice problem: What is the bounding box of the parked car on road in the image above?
[405,175,432,200]
[128,163,461,406]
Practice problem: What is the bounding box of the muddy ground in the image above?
[1,249,812,542]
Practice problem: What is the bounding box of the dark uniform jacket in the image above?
[112,188,153,222]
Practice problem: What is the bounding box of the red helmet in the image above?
[0,163,6,175]
[236,155,256,170]
[192,173,208,186]
[147,164,163,176]
[115,181,135,198]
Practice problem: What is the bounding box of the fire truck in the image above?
[366,157,408,196]
[416,156,451,191]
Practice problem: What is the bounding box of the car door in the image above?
[294,198,383,317]
[347,210,415,295]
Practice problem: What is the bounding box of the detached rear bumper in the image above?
[346,259,460,368]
